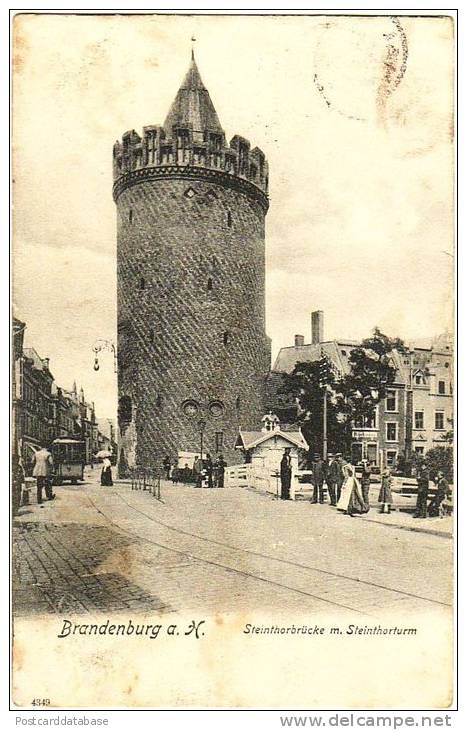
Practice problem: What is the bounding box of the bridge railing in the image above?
[130,467,161,500]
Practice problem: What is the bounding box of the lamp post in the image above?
[92,339,117,374]
[197,418,207,460]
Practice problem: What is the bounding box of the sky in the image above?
[12,14,454,422]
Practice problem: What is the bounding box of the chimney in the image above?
[311,310,324,344]
[294,334,305,347]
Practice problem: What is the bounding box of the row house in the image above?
[12,317,107,470]
[268,311,453,469]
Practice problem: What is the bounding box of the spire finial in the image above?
[191,35,196,60]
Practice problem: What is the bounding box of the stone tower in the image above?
[113,53,270,470]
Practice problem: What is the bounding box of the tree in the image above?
[280,328,408,458]
[424,446,453,482]
[280,358,337,461]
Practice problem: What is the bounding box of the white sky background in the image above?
[12,14,454,422]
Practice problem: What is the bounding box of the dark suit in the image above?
[414,471,429,518]
[327,458,341,505]
[361,464,372,506]
[280,454,292,500]
[312,459,326,503]
[428,477,449,517]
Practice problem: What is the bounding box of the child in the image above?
[378,468,393,514]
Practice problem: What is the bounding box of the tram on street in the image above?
[51,437,86,485]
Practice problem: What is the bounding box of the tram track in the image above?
[83,488,451,615]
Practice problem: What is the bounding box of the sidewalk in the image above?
[360,507,453,538]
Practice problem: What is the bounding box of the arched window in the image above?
[227,211,232,227]
[149,329,154,344]
[207,278,213,291]
[223,332,230,346]
[236,396,241,411]
[129,209,133,223]
[156,394,163,408]
[139,277,145,291]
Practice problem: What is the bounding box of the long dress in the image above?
[336,465,368,515]
[101,458,113,486]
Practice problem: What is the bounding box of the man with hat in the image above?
[428,470,450,517]
[311,453,326,504]
[327,452,341,506]
[413,463,429,519]
[280,447,292,500]
[360,458,372,508]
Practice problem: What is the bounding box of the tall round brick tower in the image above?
[113,53,270,471]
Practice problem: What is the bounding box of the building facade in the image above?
[13,318,110,470]
[268,312,453,469]
[114,54,271,470]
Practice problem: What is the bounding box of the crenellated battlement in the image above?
[113,124,269,205]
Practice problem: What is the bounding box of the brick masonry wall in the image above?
[117,176,270,468]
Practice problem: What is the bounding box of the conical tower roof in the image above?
[163,53,224,140]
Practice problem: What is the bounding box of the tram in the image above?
[51,438,86,484]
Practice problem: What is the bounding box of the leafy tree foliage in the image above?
[424,445,453,482]
[280,328,408,458]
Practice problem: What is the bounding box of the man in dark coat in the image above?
[413,463,429,518]
[214,454,227,488]
[326,453,339,506]
[428,471,450,517]
[311,454,326,504]
[360,459,372,508]
[162,455,171,480]
[280,448,292,500]
[193,455,203,488]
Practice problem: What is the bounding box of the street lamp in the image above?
[92,339,117,374]
[197,418,207,461]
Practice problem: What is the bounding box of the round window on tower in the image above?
[182,399,199,418]
[209,400,224,419]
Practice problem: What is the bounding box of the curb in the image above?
[360,516,452,539]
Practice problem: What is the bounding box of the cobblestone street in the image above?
[13,469,453,620]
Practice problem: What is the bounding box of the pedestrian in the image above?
[360,459,372,509]
[12,453,25,515]
[100,456,113,486]
[193,455,203,487]
[336,463,369,516]
[182,462,191,483]
[171,461,179,485]
[214,454,227,488]
[162,455,171,480]
[205,453,214,488]
[280,447,292,500]
[311,453,326,504]
[378,468,393,514]
[428,471,450,518]
[413,463,429,519]
[335,453,346,503]
[31,445,55,504]
[326,453,339,506]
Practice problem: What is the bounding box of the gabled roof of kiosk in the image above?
[235,429,309,451]
[163,52,224,138]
